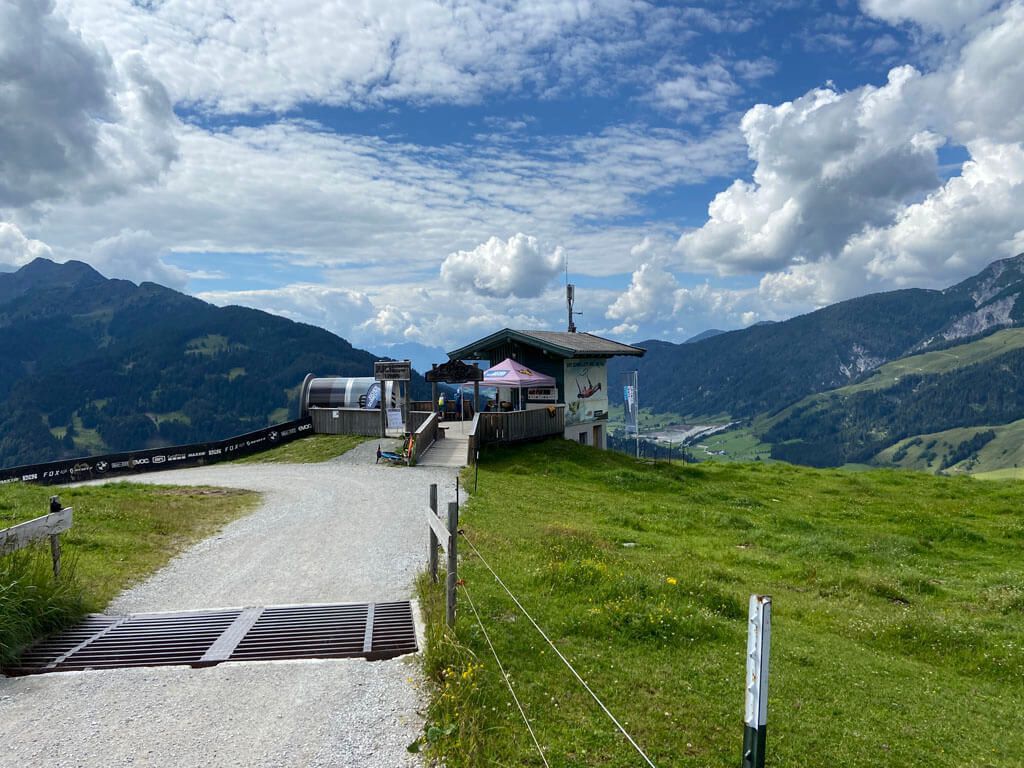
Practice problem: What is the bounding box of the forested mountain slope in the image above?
[0,259,419,467]
[754,327,1024,468]
[608,254,1024,419]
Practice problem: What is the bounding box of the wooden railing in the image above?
[410,412,439,466]
[0,496,73,577]
[468,405,565,463]
[408,410,433,433]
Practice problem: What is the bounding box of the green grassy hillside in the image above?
[417,441,1024,767]
[754,329,1024,470]
[875,418,1024,475]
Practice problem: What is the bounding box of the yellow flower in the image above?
[667,577,677,585]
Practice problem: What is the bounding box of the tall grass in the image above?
[0,545,85,666]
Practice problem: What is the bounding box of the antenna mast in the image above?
[567,284,577,333]
[565,253,580,333]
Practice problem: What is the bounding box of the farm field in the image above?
[417,440,1024,767]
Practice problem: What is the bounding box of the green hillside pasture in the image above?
[760,328,1024,435]
[974,467,1024,481]
[696,426,774,462]
[1,482,259,665]
[876,418,1024,475]
[843,327,1024,395]
[417,441,1023,767]
[230,433,373,464]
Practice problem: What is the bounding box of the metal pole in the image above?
[429,484,438,583]
[743,595,772,768]
[379,379,386,437]
[446,502,458,628]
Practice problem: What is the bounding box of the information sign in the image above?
[374,360,412,381]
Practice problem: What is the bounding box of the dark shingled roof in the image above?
[515,330,645,357]
[447,328,645,360]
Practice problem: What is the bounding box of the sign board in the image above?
[386,408,404,429]
[527,387,557,401]
[374,360,411,381]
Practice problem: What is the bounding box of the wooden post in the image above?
[429,484,439,583]
[48,495,62,577]
[743,595,772,768]
[473,365,480,421]
[446,501,458,628]
[50,534,61,578]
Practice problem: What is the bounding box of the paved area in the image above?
[0,440,460,767]
[418,419,471,468]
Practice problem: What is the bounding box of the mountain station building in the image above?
[446,329,645,449]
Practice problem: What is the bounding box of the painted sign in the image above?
[374,360,412,381]
[564,358,608,425]
[527,387,557,401]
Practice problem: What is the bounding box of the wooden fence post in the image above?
[429,484,439,583]
[48,496,62,578]
[743,594,772,768]
[446,501,458,628]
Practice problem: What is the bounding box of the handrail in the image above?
[411,411,439,466]
[467,412,481,465]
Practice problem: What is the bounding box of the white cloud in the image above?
[0,223,54,269]
[652,62,741,120]
[861,0,1000,34]
[440,233,564,298]
[676,67,944,275]
[196,283,375,340]
[606,262,679,324]
[56,0,686,114]
[85,229,189,289]
[0,0,176,207]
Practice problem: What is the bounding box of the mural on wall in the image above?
[564,358,608,425]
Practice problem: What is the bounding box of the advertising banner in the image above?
[622,370,639,435]
[564,358,608,425]
[0,417,314,487]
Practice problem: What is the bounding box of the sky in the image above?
[2,0,1024,360]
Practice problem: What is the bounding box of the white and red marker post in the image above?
[743,594,772,768]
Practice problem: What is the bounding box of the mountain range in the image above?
[0,258,425,468]
[4,254,1024,474]
[607,253,1024,473]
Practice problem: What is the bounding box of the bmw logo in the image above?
[95,461,108,472]
[269,430,280,442]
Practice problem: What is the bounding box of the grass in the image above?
[230,434,373,464]
[416,440,1024,767]
[875,418,1024,476]
[697,426,774,462]
[1,482,259,666]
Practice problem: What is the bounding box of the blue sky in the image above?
[2,0,1023,361]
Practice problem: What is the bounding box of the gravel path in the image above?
[0,440,460,767]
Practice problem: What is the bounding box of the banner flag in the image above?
[622,370,639,435]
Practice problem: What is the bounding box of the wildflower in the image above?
[667,577,677,585]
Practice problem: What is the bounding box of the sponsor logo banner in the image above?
[0,417,313,486]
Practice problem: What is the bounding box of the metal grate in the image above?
[4,601,417,676]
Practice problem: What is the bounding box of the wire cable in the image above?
[460,532,659,768]
[459,580,551,768]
